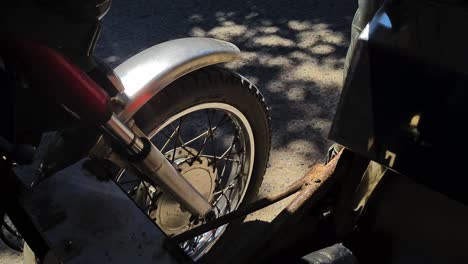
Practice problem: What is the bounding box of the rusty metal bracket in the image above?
[172,150,344,244]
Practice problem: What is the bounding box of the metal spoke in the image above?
[115,169,125,182]
[207,110,218,171]
[212,174,239,206]
[160,124,180,152]
[181,127,216,148]
[159,134,199,161]
[169,124,187,146]
[213,184,235,197]
[219,130,239,180]
[199,154,239,163]
[191,113,230,164]
[170,117,187,163]
[221,191,232,213]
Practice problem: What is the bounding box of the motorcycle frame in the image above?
[1,22,243,258]
[1,2,244,261]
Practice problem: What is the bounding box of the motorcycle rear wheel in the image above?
[116,66,271,260]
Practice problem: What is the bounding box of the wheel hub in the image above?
[151,148,216,236]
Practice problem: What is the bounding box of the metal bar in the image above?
[285,151,342,214]
[103,115,213,217]
[172,177,305,244]
[104,115,145,153]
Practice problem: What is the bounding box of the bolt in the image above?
[322,209,332,218]
[110,96,126,110]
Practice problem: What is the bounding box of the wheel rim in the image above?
[116,103,255,260]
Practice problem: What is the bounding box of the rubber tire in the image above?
[133,66,271,255]
[135,66,271,204]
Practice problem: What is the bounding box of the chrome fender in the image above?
[113,37,240,121]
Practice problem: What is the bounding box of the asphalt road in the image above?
[1,0,356,262]
[95,0,355,220]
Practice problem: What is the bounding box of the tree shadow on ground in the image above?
[96,0,356,163]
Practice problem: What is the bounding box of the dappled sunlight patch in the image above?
[288,62,317,82]
[286,87,307,101]
[310,43,336,55]
[322,33,345,45]
[207,22,249,40]
[259,55,292,67]
[189,26,207,37]
[286,62,343,87]
[258,26,280,34]
[311,23,330,31]
[220,20,236,26]
[240,51,259,62]
[288,20,313,31]
[252,35,295,47]
[265,80,287,93]
[297,30,345,50]
[224,51,258,70]
[286,139,320,156]
[288,50,315,62]
[296,32,320,49]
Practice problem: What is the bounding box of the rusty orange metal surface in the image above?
[286,150,341,213]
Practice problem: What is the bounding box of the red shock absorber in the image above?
[0,38,112,124]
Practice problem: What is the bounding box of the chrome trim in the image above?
[138,142,213,216]
[104,115,145,153]
[114,37,241,121]
[94,57,126,93]
[103,114,212,217]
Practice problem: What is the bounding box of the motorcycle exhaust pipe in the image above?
[103,115,214,219]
